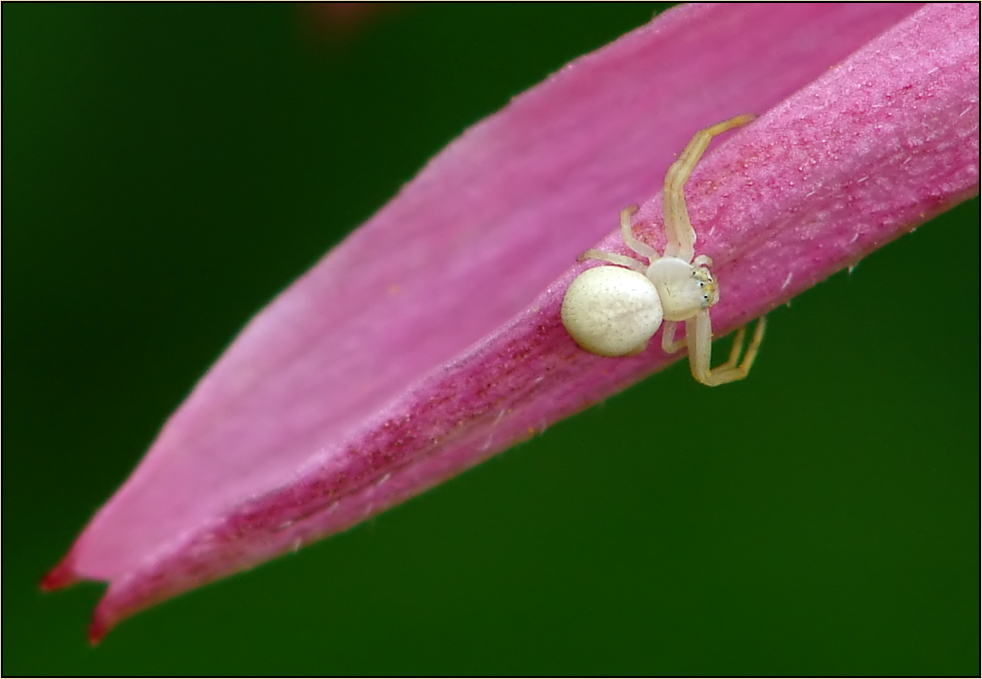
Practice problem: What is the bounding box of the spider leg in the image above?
[618,206,659,263]
[663,114,756,263]
[660,320,685,354]
[578,249,646,272]
[686,311,766,387]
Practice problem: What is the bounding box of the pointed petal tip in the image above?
[43,553,116,644]
[88,612,110,646]
[40,555,82,592]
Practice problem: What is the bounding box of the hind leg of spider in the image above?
[618,205,659,263]
[577,248,646,272]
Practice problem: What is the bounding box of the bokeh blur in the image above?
[4,4,978,675]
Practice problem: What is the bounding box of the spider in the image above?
[560,114,766,386]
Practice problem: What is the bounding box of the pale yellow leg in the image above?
[663,114,756,263]
[661,320,685,354]
[687,313,766,387]
[578,205,658,272]
[618,206,659,262]
[579,249,646,272]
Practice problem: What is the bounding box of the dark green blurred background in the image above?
[4,4,978,675]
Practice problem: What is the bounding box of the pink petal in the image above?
[44,2,979,642]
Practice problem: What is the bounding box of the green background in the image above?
[4,4,978,675]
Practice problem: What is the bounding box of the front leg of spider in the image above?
[560,114,766,386]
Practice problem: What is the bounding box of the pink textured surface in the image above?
[43,3,979,641]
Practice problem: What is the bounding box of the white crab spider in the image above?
[561,114,766,387]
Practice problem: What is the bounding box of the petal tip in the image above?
[40,555,81,592]
[88,594,124,645]
[87,613,110,646]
